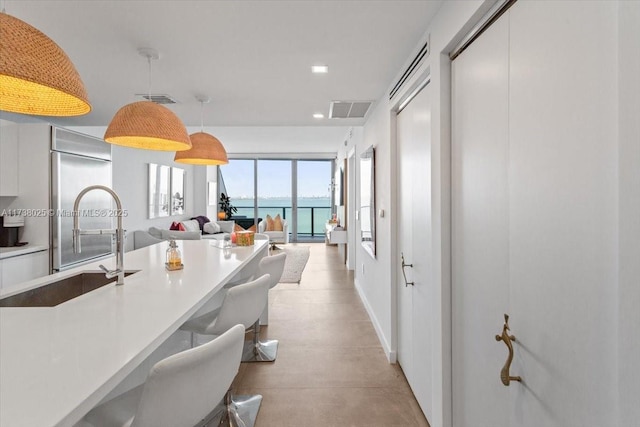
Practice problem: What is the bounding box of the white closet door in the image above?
[452,1,620,426]
[397,101,415,393]
[397,81,434,421]
[508,2,618,425]
[451,11,510,427]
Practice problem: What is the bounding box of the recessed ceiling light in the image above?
[313,113,324,119]
[311,65,329,74]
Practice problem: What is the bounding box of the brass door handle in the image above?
[495,313,522,386]
[401,252,414,287]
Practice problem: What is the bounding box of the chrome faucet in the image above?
[72,185,125,286]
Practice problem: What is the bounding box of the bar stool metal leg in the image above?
[241,320,279,362]
[216,389,262,427]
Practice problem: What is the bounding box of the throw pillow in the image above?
[180,220,201,233]
[190,216,211,232]
[273,214,284,231]
[247,224,257,232]
[234,223,245,232]
[169,221,181,231]
[217,221,235,234]
[265,214,275,231]
[203,222,221,234]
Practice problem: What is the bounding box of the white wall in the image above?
[351,3,637,427]
[618,1,640,424]
[203,126,349,155]
[112,145,197,240]
[353,99,395,355]
[345,2,493,427]
[336,127,362,271]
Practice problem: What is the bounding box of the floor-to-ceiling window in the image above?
[218,158,332,241]
[218,159,255,219]
[297,160,332,239]
[257,159,292,223]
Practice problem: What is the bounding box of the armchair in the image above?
[258,219,289,245]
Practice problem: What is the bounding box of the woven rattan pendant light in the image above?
[0,12,91,116]
[104,48,191,151]
[174,96,228,165]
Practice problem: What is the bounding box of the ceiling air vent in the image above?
[329,101,373,119]
[135,94,179,105]
[389,36,429,101]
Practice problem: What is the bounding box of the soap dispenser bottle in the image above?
[165,240,183,270]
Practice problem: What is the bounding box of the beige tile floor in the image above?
[233,243,430,427]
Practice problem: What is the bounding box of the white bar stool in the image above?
[242,252,286,362]
[223,233,269,289]
[81,324,245,427]
[180,274,272,427]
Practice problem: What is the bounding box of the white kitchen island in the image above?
[0,239,268,427]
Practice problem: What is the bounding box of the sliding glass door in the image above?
[296,160,332,239]
[257,160,292,226]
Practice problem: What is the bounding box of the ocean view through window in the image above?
[219,159,333,239]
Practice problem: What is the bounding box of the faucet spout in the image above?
[73,185,125,286]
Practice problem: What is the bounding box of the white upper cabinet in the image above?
[0,120,19,196]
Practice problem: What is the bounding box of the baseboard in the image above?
[353,278,396,363]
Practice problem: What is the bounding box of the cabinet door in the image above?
[0,121,19,196]
[1,251,49,290]
[328,230,347,244]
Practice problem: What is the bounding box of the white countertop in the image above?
[0,239,268,427]
[0,244,48,260]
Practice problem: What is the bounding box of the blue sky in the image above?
[221,159,332,199]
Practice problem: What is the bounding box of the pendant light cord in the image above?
[200,101,204,132]
[147,56,152,101]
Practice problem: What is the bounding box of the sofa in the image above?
[130,218,237,251]
[258,218,289,245]
[131,230,164,250]
[148,219,235,242]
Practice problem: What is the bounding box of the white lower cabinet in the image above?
[327,229,347,244]
[0,250,49,290]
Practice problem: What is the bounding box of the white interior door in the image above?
[396,81,433,421]
[451,12,510,427]
[507,3,618,425]
[452,2,620,426]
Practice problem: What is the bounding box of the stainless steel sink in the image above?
[0,271,139,308]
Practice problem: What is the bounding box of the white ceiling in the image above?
[5,0,442,151]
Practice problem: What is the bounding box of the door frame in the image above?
[394,76,436,421]
[347,148,357,270]
[390,69,432,361]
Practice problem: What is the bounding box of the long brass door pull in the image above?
[401,253,414,287]
[495,314,522,386]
